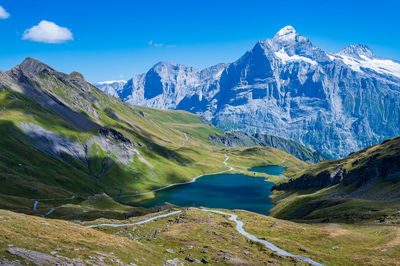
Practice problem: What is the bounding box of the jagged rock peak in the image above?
[18,57,55,74]
[151,61,199,72]
[337,44,375,58]
[69,71,86,81]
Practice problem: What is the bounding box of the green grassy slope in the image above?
[210,130,326,163]
[0,57,308,218]
[270,136,400,223]
[1,207,399,265]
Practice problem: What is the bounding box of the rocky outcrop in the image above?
[98,26,400,159]
[18,122,148,168]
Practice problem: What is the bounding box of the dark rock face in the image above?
[209,131,326,163]
[97,26,400,159]
[99,127,131,144]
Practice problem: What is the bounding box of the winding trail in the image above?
[119,154,234,198]
[32,195,77,218]
[87,207,323,265]
[201,209,324,266]
[41,208,56,218]
[86,210,182,228]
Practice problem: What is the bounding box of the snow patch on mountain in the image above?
[95,26,400,158]
[275,48,317,65]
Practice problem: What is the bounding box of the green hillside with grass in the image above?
[0,57,307,218]
[1,207,399,265]
[271,136,400,223]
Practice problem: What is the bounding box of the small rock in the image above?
[332,246,339,250]
[50,251,57,255]
[166,249,174,254]
[185,256,201,263]
[381,248,388,252]
[164,258,184,266]
[187,245,193,249]
[201,258,209,264]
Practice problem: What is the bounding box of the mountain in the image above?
[210,131,326,163]
[95,80,127,97]
[271,135,400,222]
[0,57,307,217]
[97,26,400,159]
[1,58,399,265]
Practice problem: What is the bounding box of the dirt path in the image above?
[87,207,324,266]
[86,210,182,228]
[201,209,324,266]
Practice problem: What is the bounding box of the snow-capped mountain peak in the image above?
[337,44,375,59]
[96,27,400,159]
[331,44,400,78]
[273,25,297,39]
[271,26,309,45]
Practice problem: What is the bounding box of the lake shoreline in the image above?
[118,154,234,199]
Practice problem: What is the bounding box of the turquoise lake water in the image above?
[248,165,287,176]
[136,165,285,215]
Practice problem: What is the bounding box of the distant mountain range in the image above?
[96,26,400,158]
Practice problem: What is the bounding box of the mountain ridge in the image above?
[0,57,308,216]
[97,26,400,159]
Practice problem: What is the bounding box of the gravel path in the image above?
[201,209,324,266]
[86,210,182,228]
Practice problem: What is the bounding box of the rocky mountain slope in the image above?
[210,131,325,163]
[271,136,400,222]
[0,57,307,217]
[98,26,400,159]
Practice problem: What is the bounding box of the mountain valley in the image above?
[0,33,399,266]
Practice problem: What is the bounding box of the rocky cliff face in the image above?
[97,26,400,158]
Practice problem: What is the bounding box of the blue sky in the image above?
[0,0,399,82]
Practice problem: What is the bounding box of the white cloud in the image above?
[148,40,164,47]
[0,6,10,19]
[22,20,73,43]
